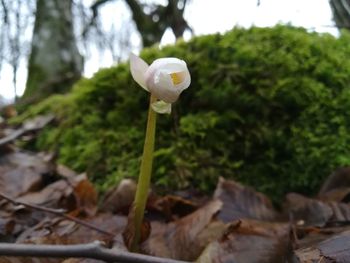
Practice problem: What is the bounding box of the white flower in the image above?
[130,53,191,114]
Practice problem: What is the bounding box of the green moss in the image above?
[17,25,350,201]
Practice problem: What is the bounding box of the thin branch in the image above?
[82,0,112,38]
[0,241,188,263]
[0,192,115,238]
[0,0,8,24]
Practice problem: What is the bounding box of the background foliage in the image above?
[16,25,350,201]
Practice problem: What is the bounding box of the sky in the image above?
[0,0,337,101]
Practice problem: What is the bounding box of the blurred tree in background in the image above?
[24,0,83,101]
[0,0,33,102]
[90,0,191,47]
[329,0,350,29]
[0,0,191,103]
[0,0,349,102]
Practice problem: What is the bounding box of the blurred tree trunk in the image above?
[23,0,83,101]
[330,0,350,29]
[91,0,191,47]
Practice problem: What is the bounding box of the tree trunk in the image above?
[91,0,190,48]
[23,0,83,101]
[330,0,350,29]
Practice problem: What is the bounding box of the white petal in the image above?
[176,70,191,92]
[151,100,172,114]
[146,58,187,77]
[130,53,149,91]
[149,70,181,103]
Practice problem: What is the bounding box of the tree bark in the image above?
[24,0,83,101]
[330,0,350,29]
[91,0,191,47]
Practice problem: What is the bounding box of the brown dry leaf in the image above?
[15,180,72,209]
[143,199,223,261]
[0,115,54,147]
[16,213,127,247]
[0,218,15,235]
[285,193,350,227]
[319,167,350,196]
[293,229,350,263]
[318,167,350,203]
[0,217,16,242]
[196,219,291,263]
[147,194,199,221]
[100,179,137,214]
[122,203,152,251]
[73,179,98,217]
[214,177,277,222]
[56,164,78,181]
[285,193,333,227]
[0,150,53,198]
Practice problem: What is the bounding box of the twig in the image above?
[0,241,188,263]
[0,192,115,238]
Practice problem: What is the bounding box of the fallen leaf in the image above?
[0,217,15,242]
[285,193,350,227]
[56,164,78,181]
[0,115,54,147]
[285,193,333,227]
[319,187,350,203]
[100,179,137,214]
[73,178,98,217]
[0,150,52,198]
[214,177,277,222]
[293,229,350,263]
[16,213,126,247]
[143,199,223,261]
[15,180,72,208]
[122,203,152,251]
[318,167,350,203]
[319,167,350,195]
[147,194,198,221]
[196,219,291,263]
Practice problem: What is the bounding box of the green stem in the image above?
[130,94,157,252]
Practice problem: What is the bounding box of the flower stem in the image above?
[130,94,157,252]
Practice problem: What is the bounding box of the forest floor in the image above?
[0,112,350,263]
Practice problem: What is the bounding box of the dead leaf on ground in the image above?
[196,219,291,263]
[143,199,223,261]
[0,217,15,242]
[16,213,127,247]
[73,178,98,217]
[122,203,152,251]
[15,180,73,209]
[319,167,350,195]
[318,167,350,203]
[285,193,350,227]
[1,175,96,236]
[0,150,53,198]
[293,229,350,263]
[56,164,78,181]
[147,194,199,222]
[214,177,277,222]
[100,179,137,214]
[0,115,54,147]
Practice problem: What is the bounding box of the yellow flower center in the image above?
[170,72,185,85]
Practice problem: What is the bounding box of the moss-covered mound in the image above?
[17,25,350,201]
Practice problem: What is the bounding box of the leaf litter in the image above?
[2,116,350,262]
